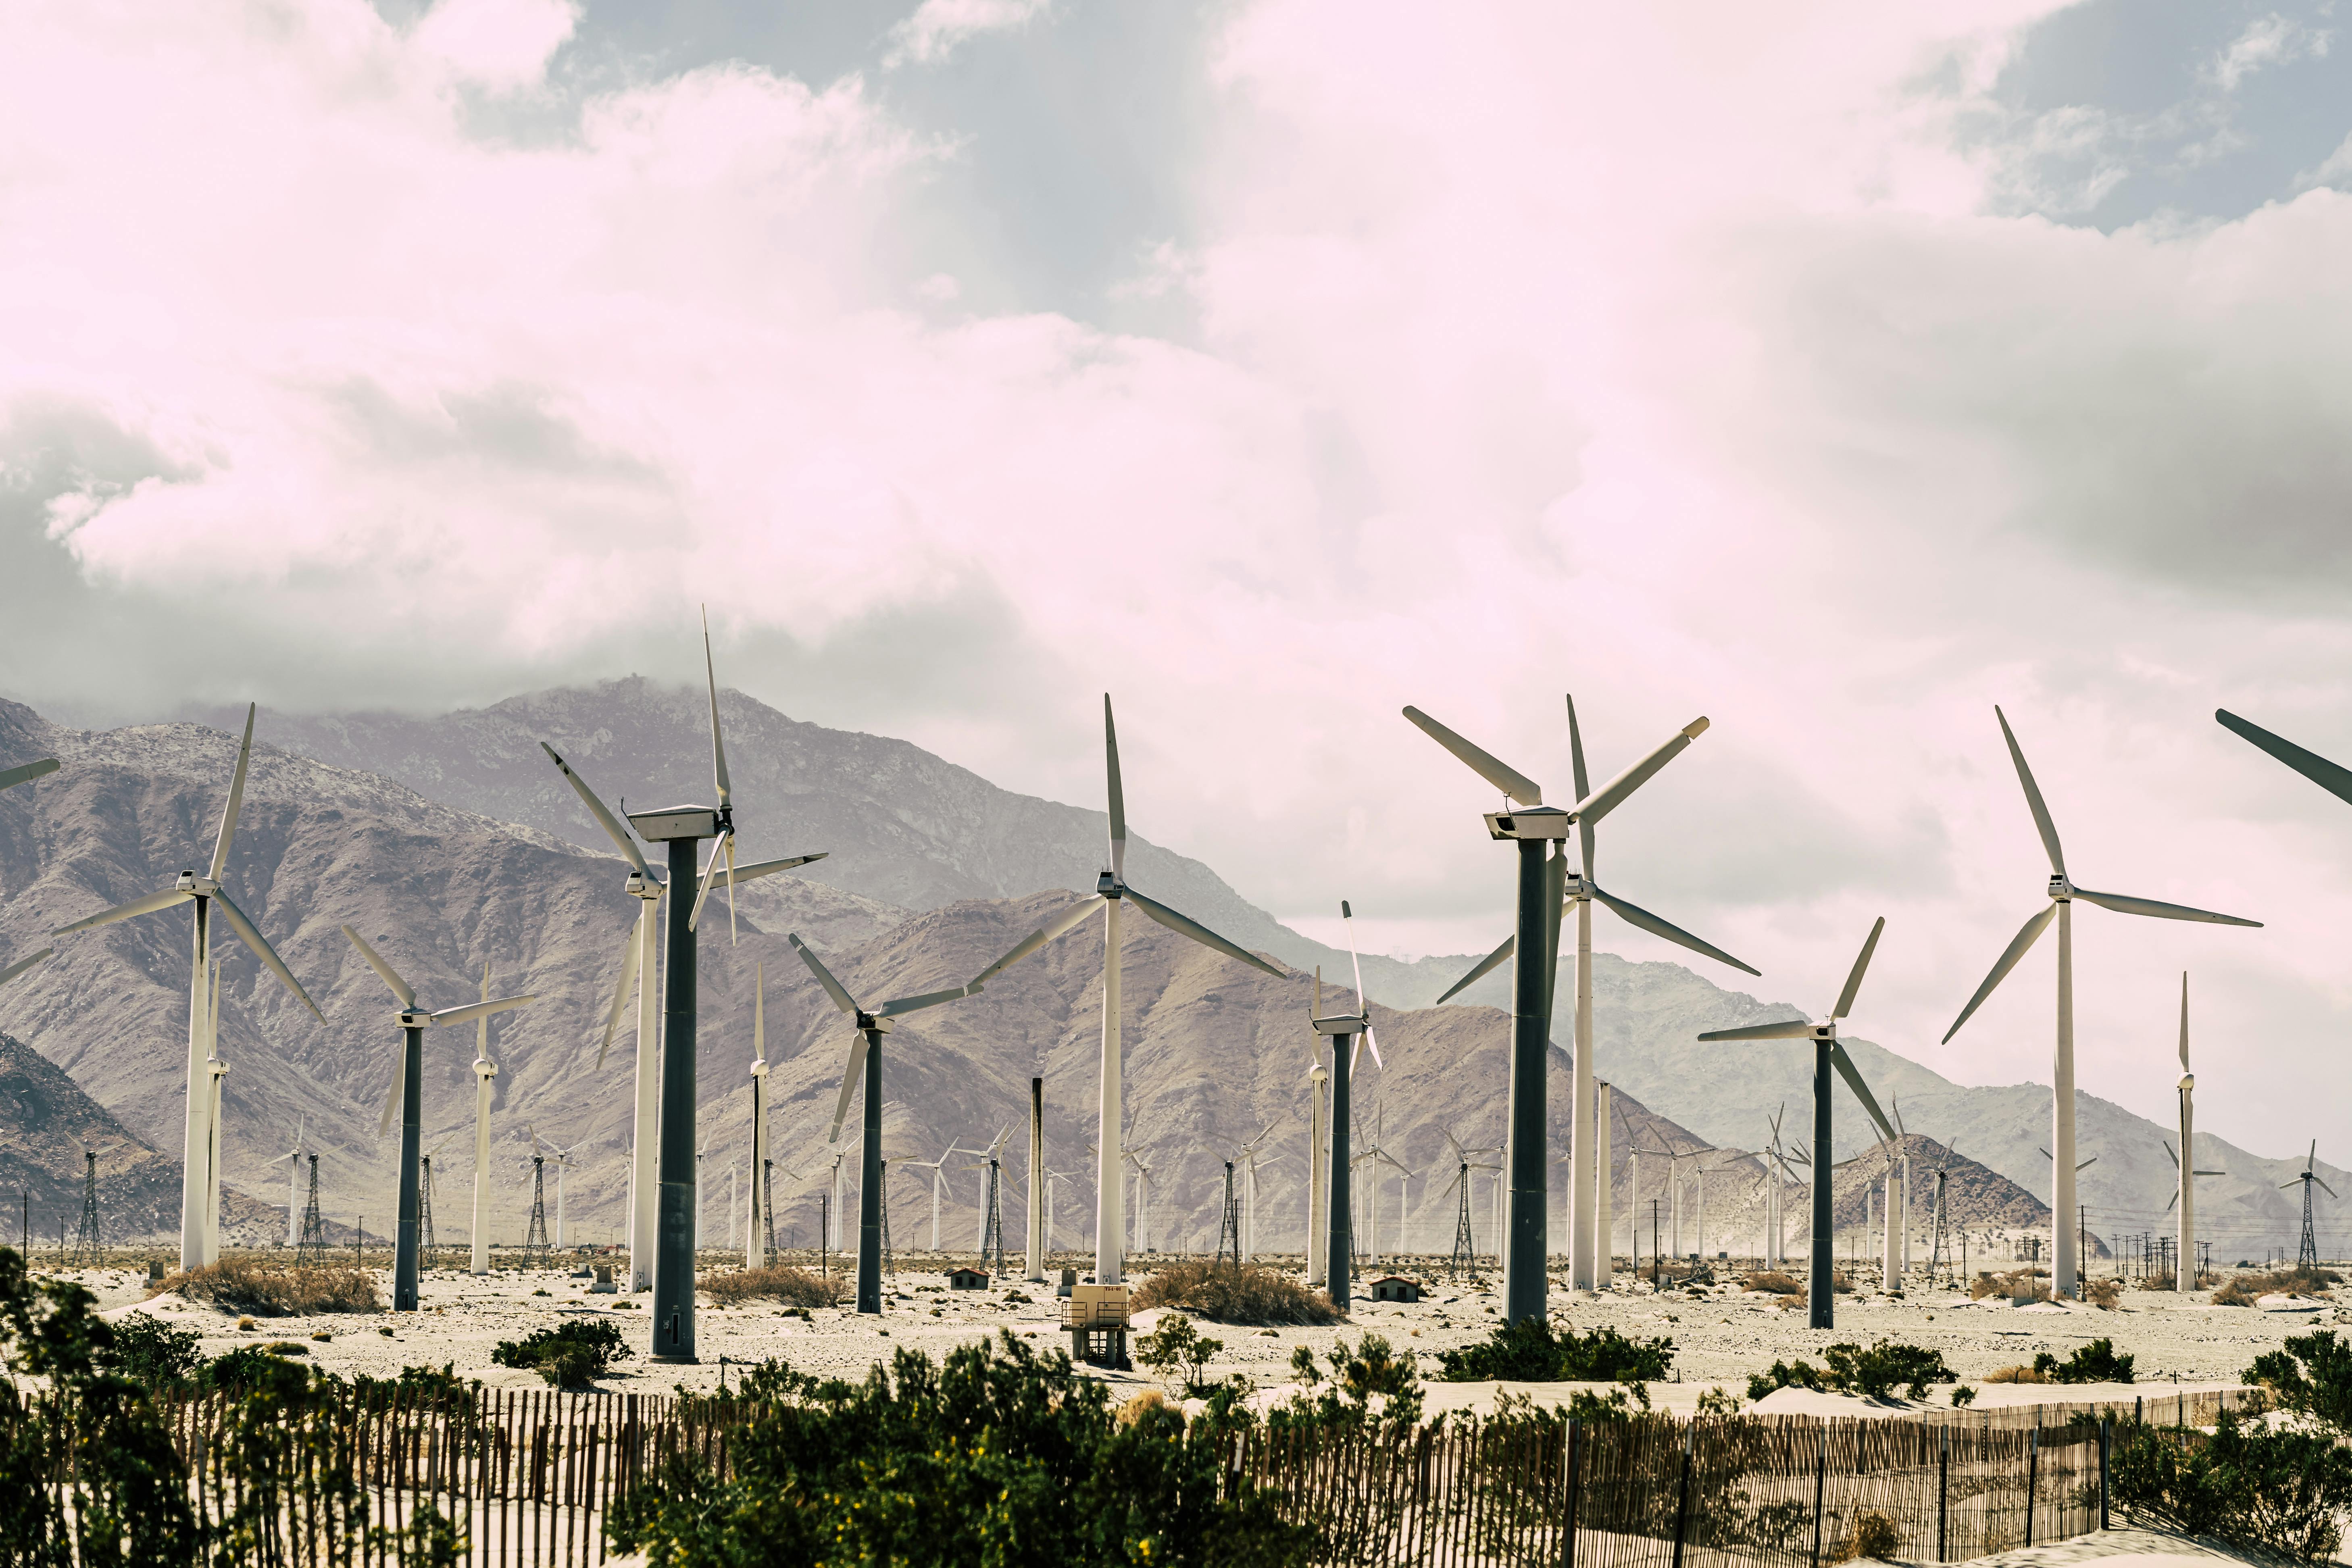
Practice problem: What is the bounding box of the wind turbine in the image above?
[271,1116,306,1248]
[50,706,323,1269]
[1942,706,2259,1299]
[342,924,536,1312]
[540,611,825,1358]
[1304,1030,1329,1286]
[1234,1122,1279,1261]
[1124,1148,1154,1255]
[535,1129,577,1249]
[1306,908,1383,1308]
[1697,918,1899,1328]
[790,935,1017,1313]
[746,961,773,1268]
[954,697,1283,1287]
[1406,699,1742,1319]
[2168,972,2228,1293]
[420,1133,456,1256]
[903,1134,967,1252]
[2285,1141,2333,1272]
[467,963,504,1275]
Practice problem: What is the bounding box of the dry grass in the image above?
[1116,1388,1169,1426]
[2081,1276,2122,1310]
[700,1265,846,1308]
[1744,1270,1802,1295]
[1984,1365,2051,1384]
[1969,1269,2049,1303]
[152,1260,381,1316]
[1131,1260,1341,1326]
[1827,1510,1901,1563]
[2213,1265,2338,1308]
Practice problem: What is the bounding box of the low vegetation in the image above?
[2215,1266,2338,1307]
[2033,1337,2135,1385]
[1433,1318,1674,1383]
[1745,1340,1954,1402]
[1135,1314,1225,1397]
[2081,1276,2123,1310]
[152,1259,381,1316]
[1743,1270,1802,1295]
[2111,1408,2352,1561]
[1969,1268,2048,1303]
[2249,1329,2352,1428]
[492,1320,632,1388]
[1827,1509,1900,1564]
[700,1264,846,1309]
[1131,1260,1341,1326]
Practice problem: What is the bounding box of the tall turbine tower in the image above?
[1304,1027,1329,1286]
[2170,973,2226,1295]
[1306,908,1381,1311]
[468,962,501,1274]
[1405,701,1734,1320]
[1942,708,2258,1299]
[542,612,825,1360]
[342,925,535,1311]
[271,1116,306,1248]
[1697,918,1899,1327]
[746,962,771,1268]
[952,697,1282,1287]
[50,707,323,1269]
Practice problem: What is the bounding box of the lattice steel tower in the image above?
[1215,1159,1240,1266]
[418,1152,437,1258]
[296,1154,328,1266]
[978,1155,1005,1276]
[69,1150,102,1266]
[523,1155,551,1266]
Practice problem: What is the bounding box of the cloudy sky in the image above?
[7,0,2352,1156]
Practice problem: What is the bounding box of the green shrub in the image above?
[1823,1340,1954,1399]
[2033,1337,2134,1385]
[2111,1408,2352,1561]
[1135,1314,1225,1397]
[493,1319,631,1387]
[1434,1319,1674,1383]
[105,1312,204,1387]
[1747,1359,1826,1400]
[201,1343,288,1394]
[605,1333,1312,1567]
[2249,1330,2352,1428]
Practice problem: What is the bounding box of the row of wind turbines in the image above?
[6,631,2351,1349]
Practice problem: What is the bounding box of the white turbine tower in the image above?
[1234,1122,1279,1261]
[954,697,1283,1287]
[2169,972,2227,1293]
[50,706,323,1269]
[747,961,772,1268]
[271,1115,306,1248]
[1943,707,2258,1299]
[343,925,535,1310]
[1124,1149,1154,1255]
[468,962,504,1275]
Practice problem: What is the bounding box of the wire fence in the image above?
[11,1381,2271,1566]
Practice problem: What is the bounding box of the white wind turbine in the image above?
[469,962,502,1275]
[2168,972,2227,1294]
[343,925,535,1310]
[50,706,324,1269]
[271,1115,306,1248]
[960,1124,1012,1251]
[1943,707,2258,1299]
[955,696,1283,1287]
[1234,1122,1279,1262]
[200,957,227,1258]
[746,961,773,1268]
[1124,1148,1154,1254]
[537,1129,577,1249]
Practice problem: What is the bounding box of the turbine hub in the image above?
[177,871,219,895]
[2048,874,2073,900]
[1096,870,1121,897]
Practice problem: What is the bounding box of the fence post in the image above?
[2099,1415,2111,1531]
[2024,1429,2038,1547]
[1560,1418,1579,1568]
[1670,1422,1695,1568]
[1810,1426,1827,1568]
[1937,1423,1948,1562]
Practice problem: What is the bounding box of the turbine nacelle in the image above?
[1483,805,1574,842]
[173,870,220,896]
[627,806,720,842]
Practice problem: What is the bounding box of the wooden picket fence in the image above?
[21,1381,2268,1566]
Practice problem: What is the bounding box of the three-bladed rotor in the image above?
[340,926,537,1134]
[1697,917,1899,1146]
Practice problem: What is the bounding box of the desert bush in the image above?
[1950,1385,1976,1408]
[1825,1510,1901,1563]
[1970,1268,2048,1302]
[106,1312,204,1386]
[606,1332,1312,1567]
[700,1264,846,1308]
[1744,1270,1802,1295]
[1747,1359,1825,1400]
[2082,1276,2123,1309]
[2033,1337,2135,1385]
[1135,1314,1225,1397]
[2217,1266,2338,1309]
[1985,1365,2050,1385]
[493,1320,632,1388]
[2249,1330,2352,1430]
[154,1259,381,1316]
[1131,1260,1341,1326]
[1434,1318,1674,1383]
[2111,1408,2352,1561]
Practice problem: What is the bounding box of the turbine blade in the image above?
[0,757,59,792]
[1401,706,1542,806]
[1995,706,2067,878]
[1571,717,1710,829]
[1696,1020,1813,1042]
[2180,970,2190,1072]
[429,994,536,1028]
[702,606,731,810]
[1831,916,1886,1019]
[208,703,256,882]
[0,947,54,988]
[1104,694,1127,881]
[596,925,640,1071]
[1940,904,2056,1044]
[1342,899,1372,1015]
[1587,881,1760,977]
[725,833,738,945]
[1363,1026,1384,1070]
[1828,1040,1898,1145]
[2069,886,2260,928]
[2216,709,2352,808]
[2321,1178,2341,1201]
[754,960,765,1066]
[685,831,731,933]
[1123,888,1283,977]
[789,934,861,1015]
[2165,1191,2178,1214]
[725,852,829,886]
[1436,934,1515,1005]
[966,897,1102,991]
[875,986,968,1018]
[829,1033,871,1142]
[212,891,321,1021]
[340,923,417,1009]
[539,742,652,876]
[2163,1140,2179,1169]
[52,886,193,935]
[1566,694,1595,880]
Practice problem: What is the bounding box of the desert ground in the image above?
[27,1245,2340,1418]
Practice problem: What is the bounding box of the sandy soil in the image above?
[40,1256,2344,1410]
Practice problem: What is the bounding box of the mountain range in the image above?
[0,683,2336,1264]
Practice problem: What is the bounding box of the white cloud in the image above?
[2209,13,2329,93]
[885,0,1052,69]
[413,0,578,90]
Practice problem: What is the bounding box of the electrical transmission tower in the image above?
[1215,1159,1240,1266]
[978,1155,1005,1276]
[296,1154,328,1266]
[523,1155,551,1267]
[68,1150,101,1266]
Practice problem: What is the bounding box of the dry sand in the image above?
[35,1253,2342,1416]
